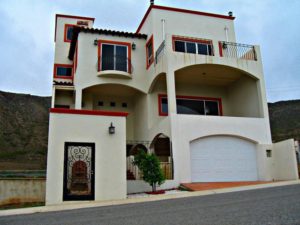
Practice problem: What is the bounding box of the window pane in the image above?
[198,43,211,55]
[161,98,168,114]
[205,101,219,115]
[116,45,127,72]
[57,67,72,77]
[174,41,185,52]
[66,27,73,41]
[147,42,153,58]
[186,42,196,53]
[102,44,114,70]
[177,99,204,115]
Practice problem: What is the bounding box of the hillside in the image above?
[0,90,299,170]
[268,100,300,142]
[0,91,51,169]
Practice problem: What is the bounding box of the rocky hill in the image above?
[268,100,300,142]
[0,91,50,169]
[0,90,299,170]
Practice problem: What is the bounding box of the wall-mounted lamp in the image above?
[94,39,98,46]
[132,42,136,50]
[109,122,115,134]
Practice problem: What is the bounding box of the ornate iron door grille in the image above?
[63,142,95,201]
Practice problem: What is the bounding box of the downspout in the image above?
[161,19,165,41]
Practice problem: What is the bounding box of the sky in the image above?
[0,0,299,102]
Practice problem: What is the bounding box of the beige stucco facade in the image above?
[46,4,298,204]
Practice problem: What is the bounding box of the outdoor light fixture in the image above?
[132,42,136,50]
[94,39,98,46]
[150,0,154,5]
[228,11,233,17]
[109,122,115,134]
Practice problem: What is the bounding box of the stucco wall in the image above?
[227,76,261,118]
[0,178,45,206]
[55,16,93,64]
[272,139,298,180]
[46,112,126,205]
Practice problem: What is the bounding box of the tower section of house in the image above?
[46,3,298,205]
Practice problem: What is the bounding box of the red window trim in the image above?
[158,94,223,116]
[50,108,129,117]
[64,24,77,43]
[158,94,168,116]
[172,36,214,55]
[97,40,132,73]
[218,41,223,57]
[136,5,234,34]
[146,35,154,69]
[53,64,74,80]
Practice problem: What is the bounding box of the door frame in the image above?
[63,142,95,201]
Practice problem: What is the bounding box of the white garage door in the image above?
[190,136,258,182]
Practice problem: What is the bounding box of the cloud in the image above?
[0,0,299,101]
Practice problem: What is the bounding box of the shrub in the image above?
[133,150,165,192]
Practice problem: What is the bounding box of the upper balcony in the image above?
[154,34,262,80]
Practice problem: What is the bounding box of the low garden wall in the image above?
[0,171,46,206]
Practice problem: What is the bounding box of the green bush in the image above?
[133,150,165,192]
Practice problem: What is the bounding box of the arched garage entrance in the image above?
[190,136,258,182]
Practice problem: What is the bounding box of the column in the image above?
[75,89,82,109]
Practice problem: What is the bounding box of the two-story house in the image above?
[46,2,298,205]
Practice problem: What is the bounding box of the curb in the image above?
[1,180,299,217]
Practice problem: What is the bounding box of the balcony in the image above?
[154,35,260,77]
[97,55,133,79]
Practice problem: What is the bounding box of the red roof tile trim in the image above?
[136,5,235,33]
[50,108,129,117]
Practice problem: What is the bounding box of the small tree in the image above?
[133,150,165,192]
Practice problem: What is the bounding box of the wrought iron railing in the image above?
[155,40,165,64]
[97,55,133,73]
[219,41,257,61]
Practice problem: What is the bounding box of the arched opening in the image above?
[150,133,173,179]
[83,84,146,141]
[173,64,263,118]
[71,160,88,193]
[127,144,148,156]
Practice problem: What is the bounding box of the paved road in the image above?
[1,184,300,225]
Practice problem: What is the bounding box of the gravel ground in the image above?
[1,184,300,225]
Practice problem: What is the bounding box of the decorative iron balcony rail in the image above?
[219,41,257,61]
[155,40,165,64]
[97,55,133,73]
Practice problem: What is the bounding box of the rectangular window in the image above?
[159,94,222,116]
[54,64,73,79]
[98,40,131,73]
[173,36,214,56]
[146,35,154,69]
[64,24,76,42]
[266,150,272,157]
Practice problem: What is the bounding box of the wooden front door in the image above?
[63,142,95,201]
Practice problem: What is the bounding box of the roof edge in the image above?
[136,4,235,33]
